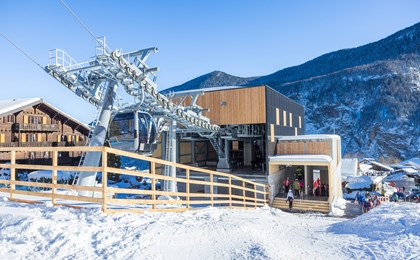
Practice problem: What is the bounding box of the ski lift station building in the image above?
[162,85,343,204]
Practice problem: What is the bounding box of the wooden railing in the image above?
[0,146,270,214]
[377,195,389,203]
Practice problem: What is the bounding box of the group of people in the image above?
[283,177,304,197]
[283,176,328,198]
[313,178,329,196]
[354,191,381,213]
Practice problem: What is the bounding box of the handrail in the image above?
[0,146,270,214]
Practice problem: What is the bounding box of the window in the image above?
[289,112,293,127]
[27,133,37,142]
[294,127,298,136]
[276,108,279,125]
[283,111,287,126]
[299,116,302,128]
[28,116,42,124]
[3,115,14,123]
[270,124,275,143]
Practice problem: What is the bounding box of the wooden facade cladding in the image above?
[175,86,267,125]
[276,141,332,157]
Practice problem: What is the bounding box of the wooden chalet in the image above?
[0,98,89,162]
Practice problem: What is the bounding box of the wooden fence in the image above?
[0,146,270,214]
[377,195,389,203]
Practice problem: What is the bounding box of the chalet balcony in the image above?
[0,142,65,147]
[0,141,86,148]
[12,123,60,132]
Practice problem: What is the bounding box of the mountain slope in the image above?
[162,71,256,93]
[164,22,420,160]
[249,22,420,88]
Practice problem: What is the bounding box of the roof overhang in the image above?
[0,98,42,117]
[276,134,341,142]
[0,98,90,134]
[269,154,332,166]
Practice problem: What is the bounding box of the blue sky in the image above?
[0,0,419,123]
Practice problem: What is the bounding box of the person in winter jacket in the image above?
[283,177,290,193]
[313,180,319,196]
[293,179,300,196]
[286,189,294,209]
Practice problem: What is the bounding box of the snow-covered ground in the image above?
[0,198,419,259]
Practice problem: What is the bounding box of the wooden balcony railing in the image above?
[12,123,60,132]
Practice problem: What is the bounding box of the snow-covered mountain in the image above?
[164,22,420,160]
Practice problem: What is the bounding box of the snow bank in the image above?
[27,170,73,181]
[329,198,347,216]
[0,198,418,259]
[329,203,420,259]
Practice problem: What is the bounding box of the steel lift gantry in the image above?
[45,37,220,195]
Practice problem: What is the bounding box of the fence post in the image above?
[52,150,58,205]
[10,150,15,200]
[210,173,214,207]
[242,180,246,208]
[186,169,190,209]
[254,183,257,208]
[151,162,156,210]
[228,176,232,208]
[101,149,107,213]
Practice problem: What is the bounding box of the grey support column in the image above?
[304,165,308,195]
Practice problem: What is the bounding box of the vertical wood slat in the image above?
[210,173,214,207]
[242,181,246,207]
[52,150,58,205]
[10,150,15,199]
[228,176,232,208]
[196,86,266,125]
[151,162,156,210]
[101,150,107,213]
[254,183,257,208]
[186,169,190,209]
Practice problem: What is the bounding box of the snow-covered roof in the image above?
[359,163,372,172]
[0,98,42,117]
[341,158,358,176]
[369,161,393,172]
[269,154,332,164]
[169,85,244,95]
[395,168,418,174]
[345,176,373,189]
[276,134,341,141]
[0,97,88,130]
[396,157,420,170]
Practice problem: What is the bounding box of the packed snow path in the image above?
[0,198,418,259]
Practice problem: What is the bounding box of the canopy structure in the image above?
[269,154,332,166]
[268,135,343,205]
